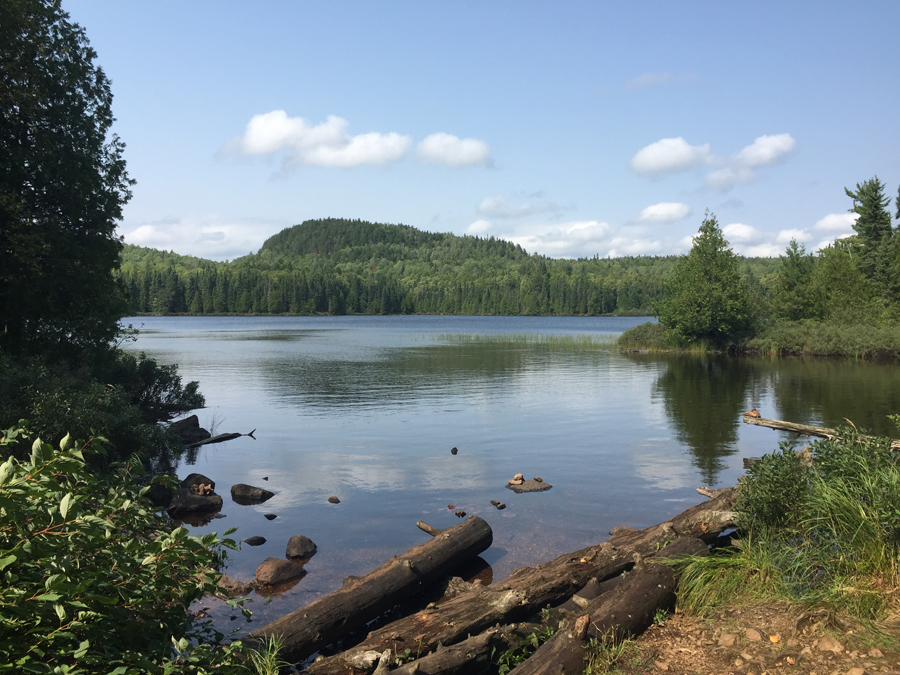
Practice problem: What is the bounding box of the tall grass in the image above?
[749,320,900,359]
[435,333,618,349]
[246,636,288,675]
[672,426,900,622]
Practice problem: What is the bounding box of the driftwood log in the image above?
[185,429,256,448]
[247,516,493,662]
[304,489,737,675]
[742,414,900,450]
[512,536,708,675]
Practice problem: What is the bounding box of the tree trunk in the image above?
[247,516,493,662]
[305,491,735,675]
[743,414,900,451]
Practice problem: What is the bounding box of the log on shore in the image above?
[305,490,736,675]
[185,429,256,448]
[247,516,493,662]
[512,537,708,675]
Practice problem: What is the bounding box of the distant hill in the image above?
[118,218,779,316]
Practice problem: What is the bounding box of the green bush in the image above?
[616,321,677,350]
[0,427,246,673]
[736,442,812,529]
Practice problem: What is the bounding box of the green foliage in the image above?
[749,319,900,359]
[655,213,753,346]
[0,428,248,673]
[493,609,558,674]
[846,176,894,286]
[0,0,134,360]
[616,321,677,350]
[582,634,643,674]
[770,240,824,321]
[678,425,900,620]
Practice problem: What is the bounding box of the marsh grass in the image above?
[246,636,289,675]
[582,634,643,674]
[672,426,900,623]
[435,332,618,350]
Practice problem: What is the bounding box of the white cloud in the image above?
[508,220,611,258]
[775,228,809,245]
[477,194,559,219]
[722,222,765,243]
[742,243,784,257]
[705,134,795,190]
[624,71,699,91]
[635,202,691,223]
[735,133,796,167]
[629,137,712,175]
[466,219,492,235]
[224,111,412,168]
[123,215,281,260]
[417,132,492,167]
[813,212,858,232]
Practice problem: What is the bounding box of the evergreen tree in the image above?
[771,240,823,321]
[845,177,893,290]
[656,212,752,345]
[0,0,133,358]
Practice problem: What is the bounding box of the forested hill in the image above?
[118,218,779,316]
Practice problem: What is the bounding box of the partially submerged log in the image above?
[185,429,256,449]
[742,414,900,450]
[247,516,493,662]
[305,490,737,675]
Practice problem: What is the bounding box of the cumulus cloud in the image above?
[629,137,712,175]
[508,221,611,258]
[417,133,492,167]
[704,134,795,190]
[775,228,809,245]
[722,222,765,243]
[123,215,282,261]
[477,194,559,219]
[813,212,858,232]
[466,219,492,235]
[635,202,691,223]
[224,111,412,168]
[624,71,699,91]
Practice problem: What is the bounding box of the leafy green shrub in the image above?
[736,442,812,529]
[0,427,246,673]
[616,321,676,350]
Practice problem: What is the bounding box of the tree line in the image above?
[118,217,780,317]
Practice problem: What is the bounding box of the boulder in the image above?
[256,557,306,586]
[169,415,211,444]
[286,535,317,561]
[167,473,223,518]
[145,480,174,508]
[244,536,266,546]
[217,573,254,596]
[231,483,275,505]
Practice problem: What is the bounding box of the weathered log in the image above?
[185,429,256,448]
[390,626,511,675]
[305,492,735,675]
[512,538,708,675]
[247,516,493,662]
[743,414,900,451]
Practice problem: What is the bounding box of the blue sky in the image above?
[67,1,900,261]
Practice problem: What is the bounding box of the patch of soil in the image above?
[614,603,900,675]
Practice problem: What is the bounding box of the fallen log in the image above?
[247,516,493,662]
[512,537,708,675]
[305,490,737,675]
[742,414,900,450]
[389,625,511,675]
[185,429,256,448]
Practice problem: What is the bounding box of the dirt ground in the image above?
[611,603,900,675]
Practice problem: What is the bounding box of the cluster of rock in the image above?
[506,473,552,494]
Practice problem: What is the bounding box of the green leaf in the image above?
[59,493,73,519]
[59,433,71,452]
[53,603,66,621]
[0,555,16,571]
[0,460,13,488]
[34,593,62,602]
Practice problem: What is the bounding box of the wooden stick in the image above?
[742,415,900,450]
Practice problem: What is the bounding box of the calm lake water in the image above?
[126,315,900,632]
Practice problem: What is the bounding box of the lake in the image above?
[125,315,900,633]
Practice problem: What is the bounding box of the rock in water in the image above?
[506,479,553,494]
[244,536,266,546]
[256,557,306,586]
[328,496,340,504]
[231,483,275,504]
[167,473,223,518]
[451,446,458,455]
[264,513,277,520]
[286,534,317,560]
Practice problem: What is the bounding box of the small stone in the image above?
[846,668,865,675]
[328,496,340,504]
[655,661,668,671]
[490,500,500,506]
[244,536,266,546]
[508,478,524,486]
[231,483,275,504]
[734,659,743,667]
[262,476,269,481]
[255,557,306,585]
[513,473,524,481]
[448,504,455,509]
[264,513,277,520]
[816,634,843,653]
[496,503,506,510]
[718,633,736,647]
[286,534,317,560]
[741,652,753,661]
[533,477,543,482]
[455,510,466,517]
[745,628,762,641]
[450,447,458,455]
[867,647,883,658]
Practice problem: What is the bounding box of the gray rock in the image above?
[217,573,254,596]
[244,536,266,546]
[286,534,317,561]
[264,513,277,520]
[167,473,222,518]
[231,483,275,505]
[505,479,552,494]
[256,557,306,586]
[169,415,211,444]
[145,480,174,508]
